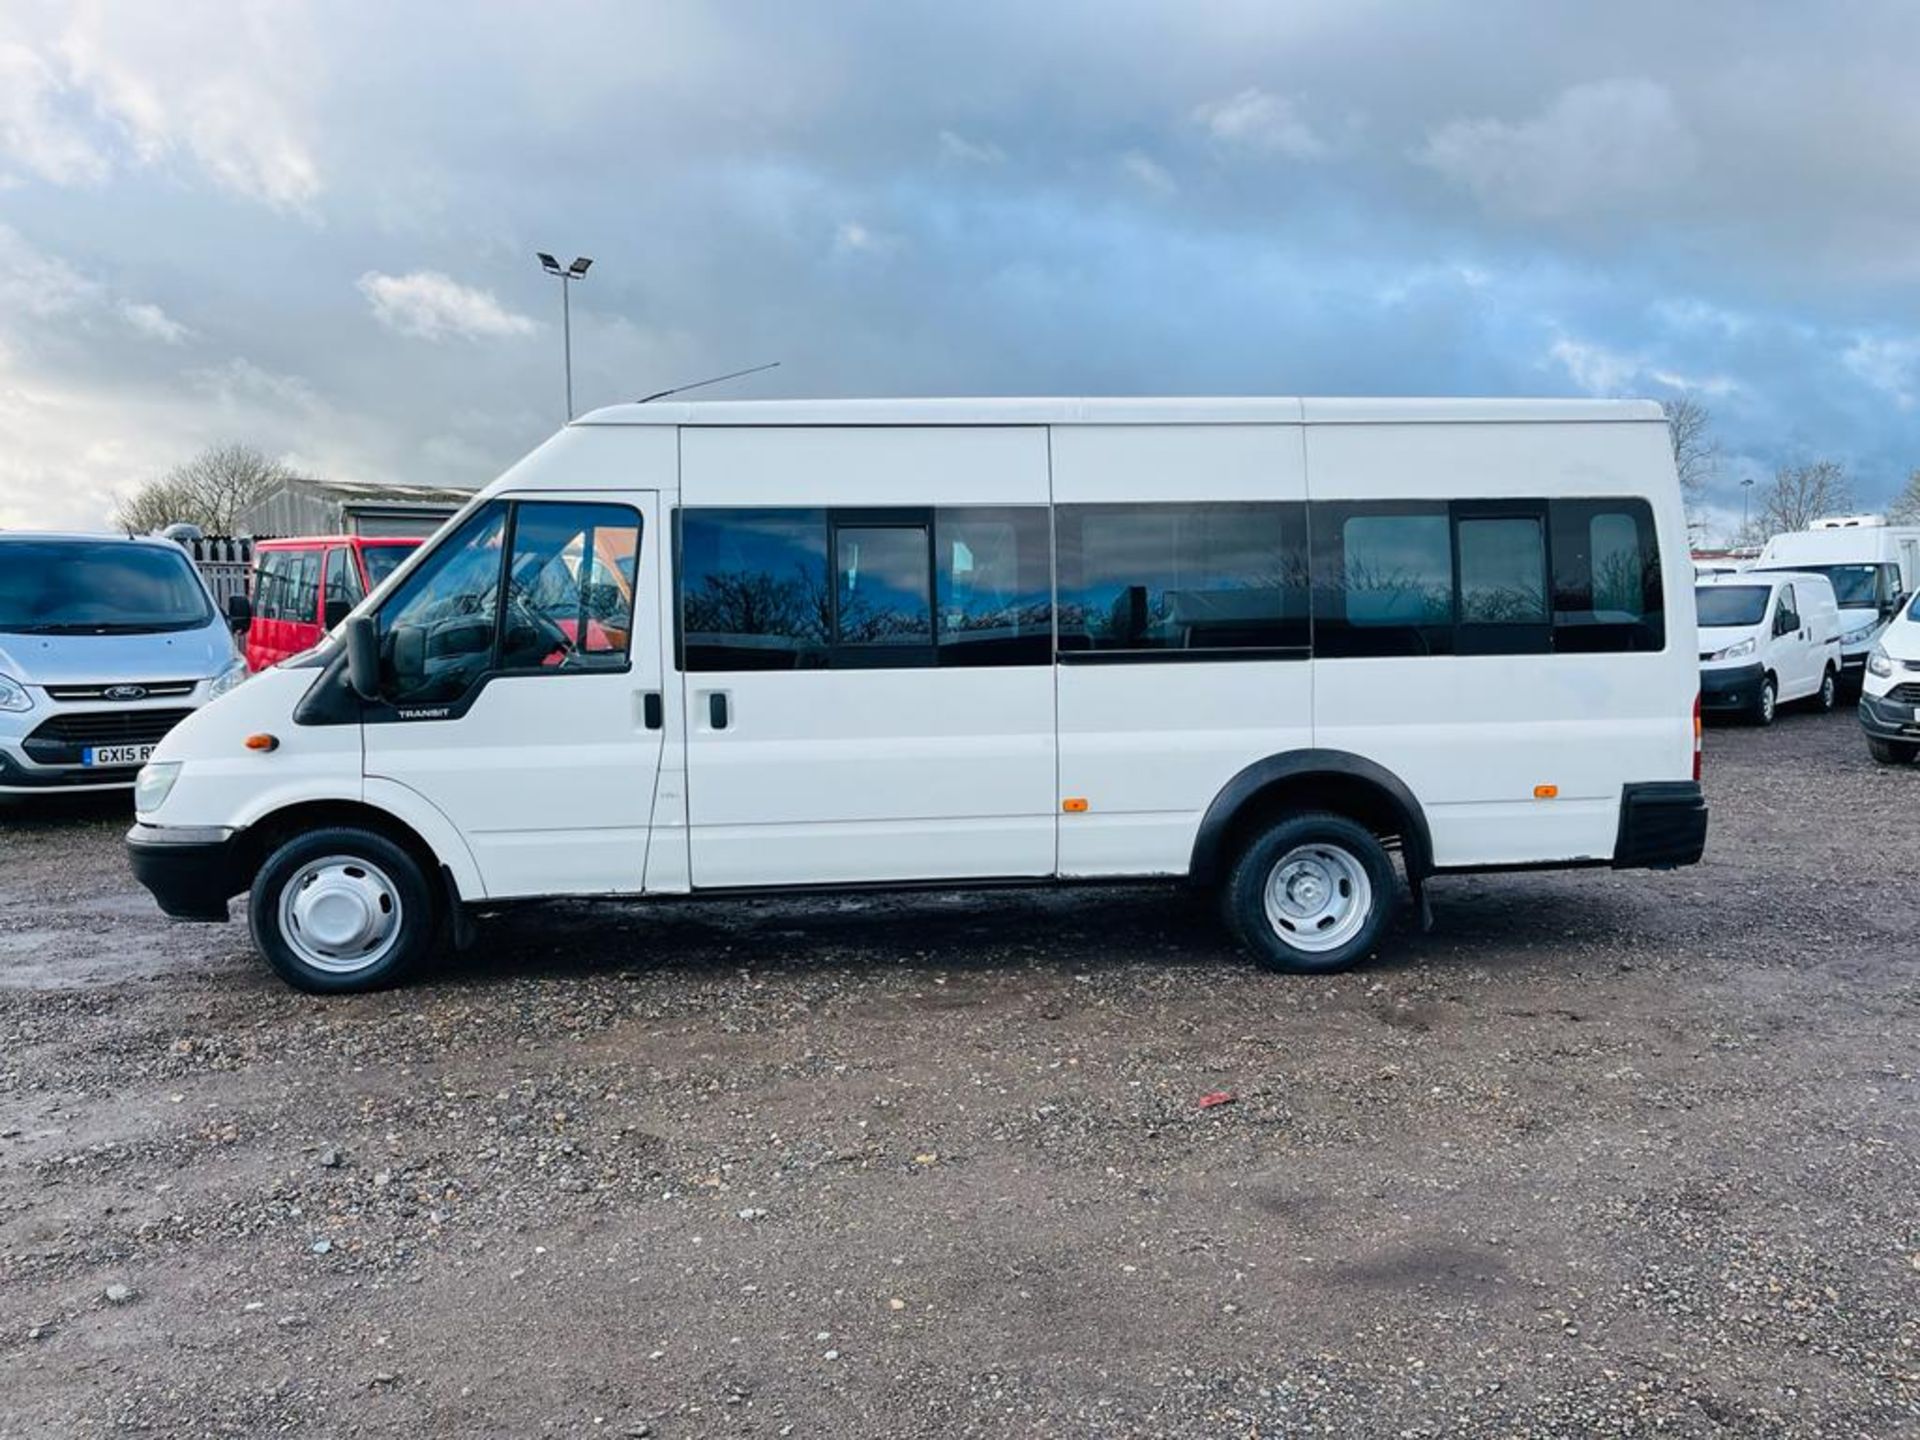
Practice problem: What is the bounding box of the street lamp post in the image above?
[537,253,593,420]
[1741,475,1755,537]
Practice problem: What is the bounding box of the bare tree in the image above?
[1751,460,1854,540]
[1887,468,1920,526]
[113,444,296,535]
[1663,396,1719,520]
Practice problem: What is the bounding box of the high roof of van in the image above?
[571,397,1666,427]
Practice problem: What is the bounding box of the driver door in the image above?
[360,492,666,897]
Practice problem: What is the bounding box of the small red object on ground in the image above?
[1197,1091,1236,1109]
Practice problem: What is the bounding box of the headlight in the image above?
[1867,646,1894,678]
[0,674,30,713]
[205,659,248,700]
[1841,621,1879,646]
[1714,637,1756,660]
[134,761,182,815]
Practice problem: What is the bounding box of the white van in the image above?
[125,398,1707,991]
[1860,591,1920,763]
[1,532,249,795]
[1755,518,1920,685]
[1696,571,1843,724]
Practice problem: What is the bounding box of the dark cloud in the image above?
[1,0,1917,536]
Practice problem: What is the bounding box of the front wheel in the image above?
[1221,812,1397,974]
[248,827,438,993]
[1753,676,1778,726]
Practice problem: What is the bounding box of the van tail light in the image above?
[1692,691,1703,782]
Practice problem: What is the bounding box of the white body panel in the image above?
[1697,571,1841,704]
[137,398,1697,906]
[678,426,1056,886]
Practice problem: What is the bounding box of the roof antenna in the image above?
[636,360,780,404]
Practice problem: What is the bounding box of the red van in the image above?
[234,536,419,671]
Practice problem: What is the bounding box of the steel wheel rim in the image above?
[1263,842,1372,954]
[1760,683,1776,722]
[277,854,403,974]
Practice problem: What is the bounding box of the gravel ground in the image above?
[2,707,1916,1438]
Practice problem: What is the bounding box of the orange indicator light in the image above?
[1062,797,1089,813]
[245,734,279,752]
[1533,784,1558,799]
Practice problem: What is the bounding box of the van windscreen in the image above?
[1761,563,1875,607]
[0,541,213,635]
[1695,585,1770,628]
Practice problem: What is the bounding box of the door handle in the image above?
[642,691,663,730]
[708,691,730,731]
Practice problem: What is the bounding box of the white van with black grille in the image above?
[126,398,1706,992]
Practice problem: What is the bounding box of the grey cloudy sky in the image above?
[3,0,1918,538]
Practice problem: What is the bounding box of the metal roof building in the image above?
[236,477,474,539]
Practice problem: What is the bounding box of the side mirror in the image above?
[390,623,426,685]
[322,598,351,631]
[226,592,252,634]
[344,615,382,701]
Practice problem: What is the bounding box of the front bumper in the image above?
[1699,661,1765,714]
[1858,691,1920,741]
[0,749,142,792]
[1613,781,1708,870]
[125,822,247,922]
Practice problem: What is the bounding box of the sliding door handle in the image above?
[642,691,663,730]
[708,691,730,730]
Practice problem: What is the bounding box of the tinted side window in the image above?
[500,503,642,671]
[1774,584,1799,635]
[1311,503,1454,657]
[679,509,830,671]
[1457,517,1547,624]
[378,504,508,705]
[1550,499,1664,652]
[935,506,1052,666]
[252,552,288,622]
[834,522,932,649]
[1056,502,1307,656]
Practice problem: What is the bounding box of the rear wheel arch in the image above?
[1189,751,1432,887]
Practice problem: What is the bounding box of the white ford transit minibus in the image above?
[126,398,1706,991]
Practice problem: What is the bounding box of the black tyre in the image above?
[1753,675,1778,726]
[1220,811,1397,974]
[247,826,438,993]
[1815,667,1838,713]
[1867,737,1919,765]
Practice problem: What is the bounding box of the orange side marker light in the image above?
[1062,797,1089,813]
[245,733,279,752]
[1533,784,1558,799]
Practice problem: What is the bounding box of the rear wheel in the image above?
[1867,737,1919,765]
[1753,675,1778,726]
[1221,812,1396,974]
[248,827,438,993]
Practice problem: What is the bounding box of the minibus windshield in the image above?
[1695,585,1770,628]
[1761,563,1875,607]
[0,541,213,634]
[363,545,411,587]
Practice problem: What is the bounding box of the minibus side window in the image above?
[934,506,1052,666]
[1457,518,1547,624]
[251,552,288,622]
[834,523,932,649]
[1055,502,1308,657]
[1549,499,1664,652]
[1311,504,1454,657]
[376,504,509,704]
[680,509,831,671]
[324,547,365,609]
[499,503,642,671]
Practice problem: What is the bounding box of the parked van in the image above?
[1,532,248,794]
[1696,571,1842,723]
[1755,517,1919,685]
[233,536,420,671]
[1860,591,1920,763]
[126,398,1706,991]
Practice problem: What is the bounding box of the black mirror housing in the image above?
[344,615,381,701]
[226,592,252,634]
[322,598,352,631]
